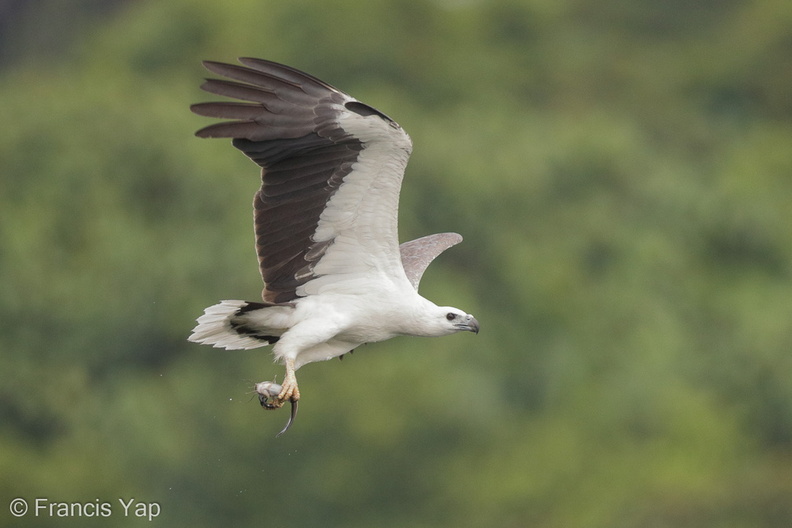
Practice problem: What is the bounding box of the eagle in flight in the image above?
[188,58,479,435]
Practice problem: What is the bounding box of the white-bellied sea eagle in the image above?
[188,58,479,435]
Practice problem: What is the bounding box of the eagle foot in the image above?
[254,380,299,437]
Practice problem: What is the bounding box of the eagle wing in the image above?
[399,233,463,291]
[192,58,413,303]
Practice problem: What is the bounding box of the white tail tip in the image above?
[188,300,270,350]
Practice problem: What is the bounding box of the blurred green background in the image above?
[2,0,792,526]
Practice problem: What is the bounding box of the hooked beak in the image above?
[457,314,479,334]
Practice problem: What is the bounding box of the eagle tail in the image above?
[188,300,283,350]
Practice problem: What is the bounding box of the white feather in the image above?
[188,300,271,350]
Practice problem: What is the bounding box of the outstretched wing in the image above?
[192,58,413,303]
[399,233,463,291]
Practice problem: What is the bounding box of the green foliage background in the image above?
[2,0,792,526]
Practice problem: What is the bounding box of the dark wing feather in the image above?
[191,58,367,303]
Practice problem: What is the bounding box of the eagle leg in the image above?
[276,358,301,405]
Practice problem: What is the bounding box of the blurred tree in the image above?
[2,0,792,526]
[0,0,128,68]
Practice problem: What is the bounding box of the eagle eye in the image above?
[446,313,457,321]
